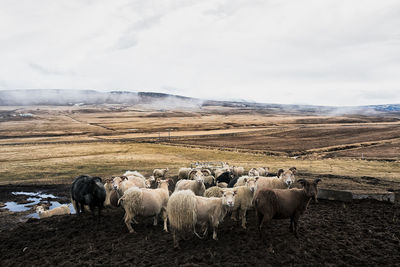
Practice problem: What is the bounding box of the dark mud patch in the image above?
[1,198,399,266]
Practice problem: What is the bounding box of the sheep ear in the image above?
[243,177,247,183]
[255,176,259,181]
[277,169,284,177]
[289,167,297,175]
[121,176,128,180]
[314,178,321,184]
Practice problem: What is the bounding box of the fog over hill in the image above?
[0,89,399,115]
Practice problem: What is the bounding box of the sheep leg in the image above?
[124,213,136,233]
[173,230,180,249]
[293,218,299,239]
[153,215,158,226]
[231,209,238,221]
[74,201,80,215]
[289,216,294,232]
[212,226,218,240]
[240,208,247,229]
[161,208,168,232]
[211,215,219,240]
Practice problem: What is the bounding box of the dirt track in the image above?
[0,185,399,266]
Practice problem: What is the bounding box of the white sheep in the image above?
[118,179,170,233]
[174,171,205,196]
[230,177,257,229]
[167,189,237,248]
[177,167,193,180]
[256,167,269,176]
[113,175,146,195]
[153,168,169,178]
[204,186,223,198]
[255,168,297,195]
[123,170,145,179]
[36,205,70,218]
[216,182,228,188]
[232,166,245,178]
[248,168,259,177]
[233,176,251,187]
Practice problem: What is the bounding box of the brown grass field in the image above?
[0,104,399,192]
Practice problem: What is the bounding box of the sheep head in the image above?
[221,189,237,208]
[245,177,257,193]
[280,169,296,188]
[36,206,45,214]
[298,178,321,203]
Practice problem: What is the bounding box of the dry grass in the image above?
[1,105,399,186]
[1,142,399,185]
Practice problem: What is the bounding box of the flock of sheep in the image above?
[37,163,322,248]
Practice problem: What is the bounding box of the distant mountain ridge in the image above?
[0,89,195,106]
[0,89,399,114]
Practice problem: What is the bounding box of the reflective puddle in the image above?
[1,191,76,218]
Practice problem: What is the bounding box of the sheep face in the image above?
[244,177,257,193]
[104,179,114,191]
[280,170,296,187]
[145,176,155,188]
[157,179,169,188]
[298,178,321,202]
[221,189,236,208]
[112,176,126,190]
[192,171,204,184]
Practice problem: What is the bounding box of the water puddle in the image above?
[1,191,76,218]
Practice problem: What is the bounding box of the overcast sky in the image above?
[0,0,399,106]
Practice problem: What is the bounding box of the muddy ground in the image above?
[0,184,399,266]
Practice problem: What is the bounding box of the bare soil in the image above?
[0,183,400,266]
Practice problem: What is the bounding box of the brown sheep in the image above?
[253,178,321,238]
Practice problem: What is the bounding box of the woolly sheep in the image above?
[233,176,252,187]
[153,168,169,178]
[253,178,321,238]
[178,167,192,180]
[123,170,145,179]
[167,189,237,248]
[118,179,170,233]
[256,167,269,176]
[175,171,205,196]
[230,177,257,229]
[248,168,259,177]
[232,166,245,178]
[204,186,224,198]
[113,175,146,195]
[254,168,297,195]
[216,182,228,188]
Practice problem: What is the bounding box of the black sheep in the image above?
[228,176,239,188]
[71,175,106,216]
[216,171,233,184]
